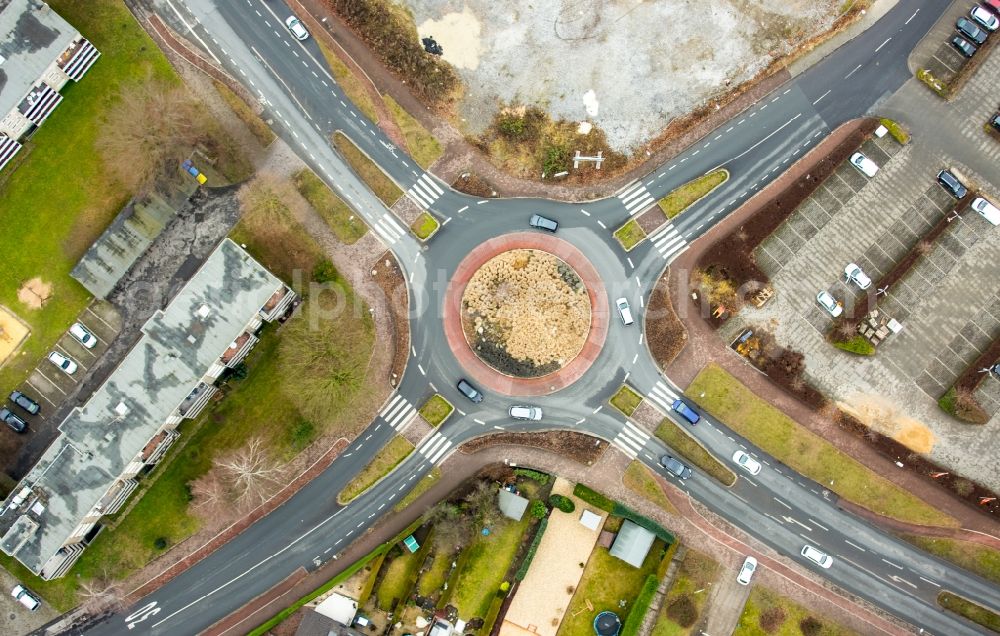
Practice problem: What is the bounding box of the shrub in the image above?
[879,117,911,144]
[514,468,550,485]
[530,500,548,519]
[573,483,615,512]
[542,144,571,176]
[312,259,340,284]
[938,386,958,415]
[515,518,548,580]
[613,503,676,544]
[759,606,786,633]
[666,594,697,627]
[154,537,168,550]
[799,616,823,636]
[548,494,575,513]
[620,575,659,636]
[832,334,875,356]
[497,114,526,139]
[287,418,316,451]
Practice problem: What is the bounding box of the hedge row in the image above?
[514,517,549,581]
[620,574,659,636]
[573,483,615,511]
[514,468,551,485]
[573,484,676,544]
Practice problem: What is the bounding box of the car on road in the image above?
[972,5,999,30]
[11,584,40,611]
[528,214,558,232]
[800,544,833,568]
[48,351,78,375]
[972,197,1000,225]
[732,450,762,475]
[957,17,988,44]
[951,35,978,58]
[1,408,27,433]
[509,405,542,420]
[671,398,700,425]
[736,556,758,585]
[816,290,843,317]
[615,298,634,325]
[937,170,968,199]
[69,322,97,349]
[849,152,878,177]
[285,16,310,40]
[456,379,484,403]
[844,263,872,290]
[659,454,692,480]
[9,391,40,415]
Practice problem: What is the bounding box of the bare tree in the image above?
[422,501,470,550]
[216,437,287,510]
[188,468,239,528]
[78,568,126,615]
[464,479,503,529]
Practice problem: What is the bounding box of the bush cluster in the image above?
[573,483,615,511]
[548,494,575,513]
[530,499,548,519]
[666,594,697,627]
[799,617,823,636]
[514,468,550,485]
[620,575,659,636]
[573,484,676,543]
[759,606,787,633]
[514,517,548,580]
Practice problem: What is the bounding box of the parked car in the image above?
[456,379,484,403]
[528,214,558,232]
[732,450,762,475]
[800,545,833,568]
[659,454,693,480]
[844,263,872,290]
[816,290,843,317]
[615,298,634,325]
[849,152,878,177]
[736,556,758,585]
[11,584,40,611]
[937,170,968,199]
[971,5,999,30]
[972,197,1000,225]
[671,399,700,425]
[509,405,542,421]
[991,112,1000,132]
[69,322,98,349]
[48,351,78,375]
[956,17,988,44]
[9,391,40,415]
[951,35,978,58]
[1,408,27,433]
[285,16,310,40]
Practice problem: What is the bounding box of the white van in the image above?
[11,584,41,611]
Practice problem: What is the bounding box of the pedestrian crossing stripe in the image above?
[649,225,688,261]
[618,182,657,216]
[379,394,417,432]
[406,173,444,209]
[371,214,406,244]
[647,381,679,413]
[417,431,452,464]
[612,421,650,458]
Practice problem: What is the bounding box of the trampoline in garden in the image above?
[593,611,621,636]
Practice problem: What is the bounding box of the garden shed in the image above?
[609,520,655,568]
[498,488,529,521]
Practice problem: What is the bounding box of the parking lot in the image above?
[913,1,998,85]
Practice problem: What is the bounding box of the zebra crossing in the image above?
[370,213,407,245]
[618,182,657,216]
[647,381,680,414]
[612,420,650,459]
[649,224,688,262]
[417,431,453,464]
[378,394,418,432]
[405,173,445,210]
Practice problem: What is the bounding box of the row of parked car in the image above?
[952,3,999,57]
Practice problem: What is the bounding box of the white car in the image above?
[849,152,878,178]
[48,351,78,375]
[815,290,843,318]
[11,584,40,611]
[800,545,833,569]
[509,405,542,421]
[285,16,310,40]
[736,556,758,585]
[844,263,872,290]
[615,298,634,325]
[972,197,1000,226]
[972,5,999,31]
[69,322,97,349]
[732,450,762,475]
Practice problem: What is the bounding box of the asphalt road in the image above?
[75,1,1000,635]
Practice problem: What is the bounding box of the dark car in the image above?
[659,455,692,480]
[9,391,40,415]
[956,17,988,45]
[456,379,484,403]
[990,112,1000,132]
[951,35,978,58]
[1,408,27,433]
[528,214,558,232]
[937,170,968,199]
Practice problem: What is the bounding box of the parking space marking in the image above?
[84,306,116,332]
[35,370,69,395]
[25,380,59,407]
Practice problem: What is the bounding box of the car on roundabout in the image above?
[509,405,542,420]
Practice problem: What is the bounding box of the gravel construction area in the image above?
[405,0,840,150]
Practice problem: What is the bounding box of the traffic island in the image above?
[410,211,440,240]
[418,394,454,427]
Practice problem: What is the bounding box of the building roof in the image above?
[579,509,602,531]
[0,0,78,118]
[314,593,357,625]
[498,489,529,521]
[0,239,283,576]
[294,609,368,636]
[608,520,655,568]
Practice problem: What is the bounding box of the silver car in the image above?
[509,405,542,421]
[69,322,97,349]
[844,263,872,290]
[816,290,843,317]
[849,152,878,178]
[736,556,758,585]
[800,545,833,568]
[732,450,762,475]
[285,16,310,40]
[47,351,78,375]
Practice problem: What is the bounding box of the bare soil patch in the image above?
[646,270,688,369]
[451,171,498,198]
[0,305,30,365]
[370,250,409,387]
[461,431,608,465]
[17,277,52,309]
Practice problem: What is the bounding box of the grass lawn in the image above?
[293,169,368,244]
[339,437,415,503]
[899,534,1000,586]
[417,543,453,596]
[419,394,453,426]
[0,0,177,393]
[657,170,728,219]
[317,40,379,122]
[559,540,667,636]
[938,591,1000,632]
[655,419,736,486]
[614,219,647,251]
[623,460,678,515]
[611,385,643,416]
[376,544,426,610]
[394,468,442,511]
[213,80,275,147]
[384,95,443,169]
[652,549,719,636]
[450,516,532,620]
[333,132,403,206]
[735,586,856,635]
[687,364,958,528]
[411,211,440,240]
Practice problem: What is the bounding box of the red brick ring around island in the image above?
[443,233,609,396]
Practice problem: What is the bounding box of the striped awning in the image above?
[20,84,63,125]
[0,135,23,172]
[62,39,100,81]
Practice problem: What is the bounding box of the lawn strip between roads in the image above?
[654,418,736,487]
[338,436,415,504]
[332,131,404,206]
